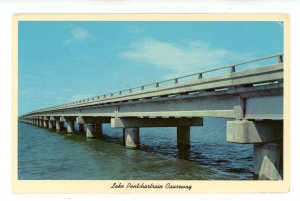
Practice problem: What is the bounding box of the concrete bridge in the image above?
[19,53,284,180]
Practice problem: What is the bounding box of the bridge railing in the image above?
[24,53,283,116]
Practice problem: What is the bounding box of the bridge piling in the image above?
[66,121,74,133]
[227,120,283,180]
[177,126,190,150]
[60,117,76,133]
[48,120,54,129]
[95,122,103,136]
[253,142,282,180]
[55,120,64,131]
[76,117,109,138]
[85,123,103,138]
[86,124,95,138]
[43,119,48,128]
[122,128,125,145]
[124,128,140,148]
[78,123,85,132]
[111,117,202,149]
[37,118,40,127]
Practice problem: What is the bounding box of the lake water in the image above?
[18,118,253,180]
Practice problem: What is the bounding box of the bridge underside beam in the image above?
[76,116,111,124]
[41,94,242,119]
[60,116,76,122]
[111,117,203,128]
[32,90,283,120]
[227,120,283,143]
[245,96,283,120]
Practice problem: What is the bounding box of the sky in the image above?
[18,21,283,116]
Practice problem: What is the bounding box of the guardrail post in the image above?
[231,66,236,73]
[156,83,159,88]
[198,73,203,79]
[278,55,283,63]
[174,78,178,84]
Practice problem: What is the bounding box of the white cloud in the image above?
[64,26,91,45]
[120,37,253,77]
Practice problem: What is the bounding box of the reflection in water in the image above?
[177,145,190,160]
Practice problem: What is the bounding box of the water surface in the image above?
[18,118,253,180]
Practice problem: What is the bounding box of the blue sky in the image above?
[18,21,283,116]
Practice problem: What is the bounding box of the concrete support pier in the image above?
[55,120,64,131]
[78,124,85,132]
[227,120,283,180]
[43,120,48,128]
[60,116,76,133]
[177,126,190,149]
[122,128,126,145]
[124,128,140,149]
[95,122,103,136]
[86,124,95,138]
[85,123,103,138]
[66,121,74,133]
[111,117,202,149]
[43,117,49,128]
[254,142,283,180]
[48,120,54,129]
[77,117,109,138]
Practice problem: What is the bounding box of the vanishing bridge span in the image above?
[19,54,284,180]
